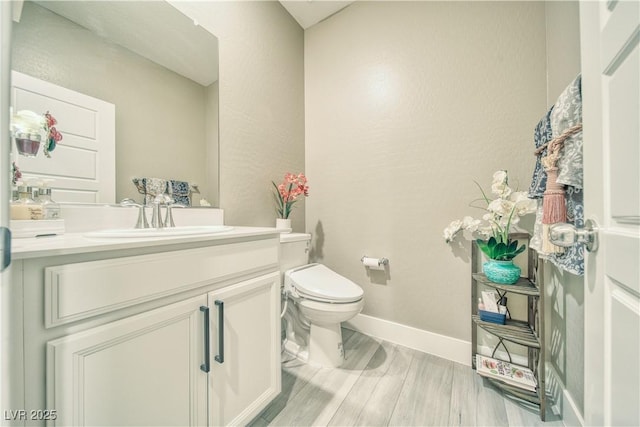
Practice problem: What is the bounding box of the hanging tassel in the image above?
[537,124,582,254]
[542,167,566,224]
[541,162,566,254]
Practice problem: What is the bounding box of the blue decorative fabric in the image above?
[170,180,191,206]
[530,74,584,276]
[528,106,554,199]
[132,177,191,206]
[548,186,584,275]
[549,75,584,275]
[553,75,583,188]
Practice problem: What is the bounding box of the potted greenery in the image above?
[444,170,536,284]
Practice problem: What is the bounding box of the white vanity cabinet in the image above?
[8,232,281,427]
[47,295,209,426]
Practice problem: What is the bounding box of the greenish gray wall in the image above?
[544,0,584,419]
[304,1,547,340]
[170,1,306,231]
[11,2,216,204]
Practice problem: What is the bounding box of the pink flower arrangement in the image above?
[43,111,63,157]
[272,172,309,219]
[12,162,22,186]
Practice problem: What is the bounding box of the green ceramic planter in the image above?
[483,260,521,284]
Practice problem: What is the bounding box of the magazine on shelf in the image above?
[475,354,537,392]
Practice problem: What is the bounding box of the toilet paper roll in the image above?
[362,256,386,270]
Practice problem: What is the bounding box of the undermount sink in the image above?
[84,225,234,238]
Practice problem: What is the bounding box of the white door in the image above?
[208,273,281,426]
[47,295,208,427]
[0,0,12,415]
[11,71,116,203]
[580,1,640,426]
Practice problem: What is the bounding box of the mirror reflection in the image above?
[11,0,219,206]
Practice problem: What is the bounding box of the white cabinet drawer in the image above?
[44,239,278,328]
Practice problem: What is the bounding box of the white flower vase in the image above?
[276,218,292,232]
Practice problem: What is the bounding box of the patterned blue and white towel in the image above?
[170,180,191,206]
[528,106,554,199]
[552,75,583,189]
[530,74,584,275]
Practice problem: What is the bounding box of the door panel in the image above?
[11,71,115,203]
[581,1,640,425]
[608,285,640,427]
[47,295,208,427]
[607,46,639,221]
[208,273,281,426]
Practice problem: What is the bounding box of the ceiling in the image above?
[279,1,354,29]
[33,0,219,86]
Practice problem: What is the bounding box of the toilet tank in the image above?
[279,233,311,277]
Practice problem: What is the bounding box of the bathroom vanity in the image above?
[8,226,281,426]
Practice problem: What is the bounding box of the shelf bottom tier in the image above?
[481,376,539,403]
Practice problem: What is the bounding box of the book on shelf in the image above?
[475,354,537,392]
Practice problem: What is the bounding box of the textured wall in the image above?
[543,0,584,417]
[305,1,547,340]
[11,2,213,204]
[205,81,220,206]
[170,1,306,230]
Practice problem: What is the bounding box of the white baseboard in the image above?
[344,313,471,366]
[546,364,584,427]
[561,386,584,427]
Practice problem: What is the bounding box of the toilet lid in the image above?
[288,264,364,303]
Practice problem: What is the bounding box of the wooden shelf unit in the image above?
[471,232,546,421]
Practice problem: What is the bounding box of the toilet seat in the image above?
[285,263,364,303]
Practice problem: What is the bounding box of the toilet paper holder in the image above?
[361,256,389,267]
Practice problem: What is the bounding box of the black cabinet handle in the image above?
[214,300,224,364]
[200,306,210,373]
[1,227,11,272]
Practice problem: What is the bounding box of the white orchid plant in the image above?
[444,170,537,261]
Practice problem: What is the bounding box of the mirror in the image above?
[11,0,219,206]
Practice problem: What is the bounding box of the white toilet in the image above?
[280,233,364,367]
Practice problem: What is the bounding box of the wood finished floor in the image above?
[250,329,564,427]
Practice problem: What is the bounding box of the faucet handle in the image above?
[164,202,186,228]
[120,198,149,229]
[120,198,141,207]
[153,193,171,205]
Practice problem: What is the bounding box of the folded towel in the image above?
[548,186,584,275]
[144,178,168,205]
[169,180,191,206]
[528,106,554,199]
[131,177,168,205]
[549,75,584,274]
[132,177,146,195]
[552,74,583,188]
[530,74,584,275]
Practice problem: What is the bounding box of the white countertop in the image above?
[11,226,281,260]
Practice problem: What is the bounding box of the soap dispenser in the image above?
[36,179,61,219]
[11,181,44,220]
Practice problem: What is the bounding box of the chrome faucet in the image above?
[120,198,149,229]
[151,194,171,228]
[164,201,186,228]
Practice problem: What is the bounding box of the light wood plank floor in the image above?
[250,329,564,427]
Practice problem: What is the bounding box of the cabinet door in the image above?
[47,295,208,427]
[208,272,281,426]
